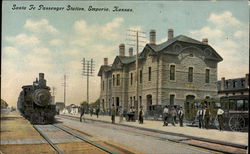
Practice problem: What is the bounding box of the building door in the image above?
[146,94,152,110]
[185,95,195,117]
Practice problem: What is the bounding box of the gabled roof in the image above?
[117,55,136,64]
[147,35,206,52]
[97,65,112,76]
[146,35,223,62]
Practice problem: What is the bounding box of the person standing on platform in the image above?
[118,106,123,123]
[217,106,224,131]
[138,106,144,124]
[96,107,100,118]
[178,106,184,127]
[204,105,211,129]
[197,106,204,129]
[111,104,116,124]
[80,104,85,122]
[90,107,93,117]
[170,106,176,126]
[163,105,169,126]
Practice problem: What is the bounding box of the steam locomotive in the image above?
[17,73,56,124]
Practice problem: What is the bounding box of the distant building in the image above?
[217,74,249,96]
[98,29,223,115]
[55,102,65,112]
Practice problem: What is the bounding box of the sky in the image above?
[2,1,249,107]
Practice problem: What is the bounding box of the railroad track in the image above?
[58,114,248,154]
[33,124,117,154]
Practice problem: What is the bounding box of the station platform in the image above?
[63,113,248,147]
[0,112,56,154]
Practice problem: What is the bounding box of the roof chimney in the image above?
[129,47,133,56]
[119,43,125,56]
[245,74,249,88]
[104,58,108,65]
[202,38,208,44]
[168,29,174,40]
[221,77,225,90]
[149,29,156,44]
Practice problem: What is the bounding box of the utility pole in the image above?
[126,29,147,118]
[61,74,67,106]
[52,87,56,104]
[81,58,95,105]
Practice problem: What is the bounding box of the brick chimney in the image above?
[245,74,249,88]
[149,29,156,44]
[202,38,208,44]
[221,77,225,90]
[168,29,174,40]
[129,47,133,56]
[119,44,125,56]
[104,58,108,65]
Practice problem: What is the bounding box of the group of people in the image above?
[110,105,144,124]
[197,105,224,130]
[162,105,184,127]
[80,103,225,131]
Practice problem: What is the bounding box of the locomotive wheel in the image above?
[229,114,245,131]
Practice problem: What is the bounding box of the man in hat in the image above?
[162,105,169,126]
[217,106,224,131]
[204,105,211,129]
[196,106,204,128]
[111,104,116,124]
[178,106,184,127]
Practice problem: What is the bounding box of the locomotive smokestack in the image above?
[39,73,44,81]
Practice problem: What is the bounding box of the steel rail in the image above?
[53,124,117,154]
[58,114,248,153]
[33,125,64,154]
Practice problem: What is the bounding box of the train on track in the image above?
[17,73,56,124]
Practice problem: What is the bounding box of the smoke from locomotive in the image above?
[17,73,56,124]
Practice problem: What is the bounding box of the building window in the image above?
[170,94,175,106]
[205,69,210,83]
[139,96,142,107]
[170,65,175,80]
[130,73,133,85]
[102,80,104,91]
[139,70,142,83]
[226,81,229,88]
[148,67,151,81]
[241,79,245,87]
[188,67,193,82]
[113,75,115,86]
[233,80,236,88]
[130,97,132,107]
[116,74,120,86]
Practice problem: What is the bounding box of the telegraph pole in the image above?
[52,87,56,104]
[81,58,95,105]
[62,74,67,106]
[126,29,147,118]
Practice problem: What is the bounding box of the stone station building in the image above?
[98,29,223,115]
